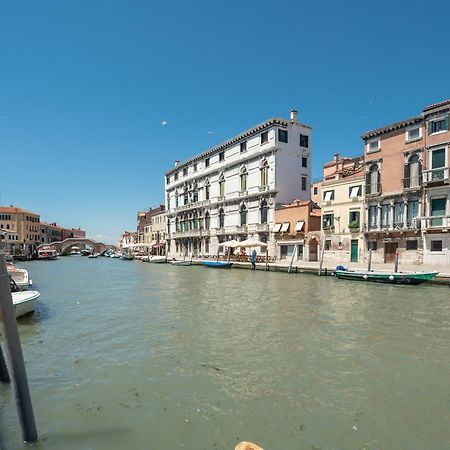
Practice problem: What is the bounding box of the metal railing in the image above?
[422,215,450,228]
[422,167,449,184]
[403,177,422,189]
[365,183,381,196]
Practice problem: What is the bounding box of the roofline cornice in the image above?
[361,116,422,140]
[165,117,312,176]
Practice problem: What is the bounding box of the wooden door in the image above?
[384,242,398,263]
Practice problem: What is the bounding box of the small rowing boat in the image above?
[170,260,191,266]
[334,269,439,285]
[202,261,232,269]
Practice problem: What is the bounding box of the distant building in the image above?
[165,109,313,258]
[319,153,365,263]
[71,228,86,238]
[1,228,19,254]
[0,205,41,257]
[274,200,321,261]
[311,182,321,204]
[119,231,137,248]
[137,205,165,244]
[40,222,64,244]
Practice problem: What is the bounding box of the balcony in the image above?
[256,223,269,232]
[172,229,204,239]
[422,215,450,229]
[238,190,248,197]
[422,167,449,185]
[173,199,210,213]
[323,225,335,233]
[258,185,269,193]
[365,219,421,232]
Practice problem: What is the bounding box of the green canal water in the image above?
[1,258,450,450]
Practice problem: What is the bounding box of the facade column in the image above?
[364,205,369,231]
[403,198,409,229]
[377,203,382,230]
[389,200,395,230]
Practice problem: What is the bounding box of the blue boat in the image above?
[202,261,233,269]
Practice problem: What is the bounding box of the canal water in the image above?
[1,258,449,450]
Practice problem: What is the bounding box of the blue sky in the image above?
[1,0,449,243]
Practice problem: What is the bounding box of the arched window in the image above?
[240,204,247,226]
[167,219,171,235]
[404,154,421,188]
[366,164,380,195]
[175,190,179,208]
[205,212,210,230]
[240,166,247,192]
[204,178,210,200]
[175,217,180,232]
[260,200,268,224]
[218,208,225,228]
[260,159,269,187]
[218,173,225,198]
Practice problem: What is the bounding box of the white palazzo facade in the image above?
[164,110,312,259]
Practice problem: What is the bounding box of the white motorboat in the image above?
[88,253,98,259]
[69,246,81,255]
[170,259,191,266]
[148,256,167,264]
[12,291,40,318]
[37,247,58,260]
[7,263,32,290]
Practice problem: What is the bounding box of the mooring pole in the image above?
[0,342,10,382]
[394,248,399,273]
[288,244,298,274]
[367,249,372,272]
[0,251,38,442]
[318,239,326,276]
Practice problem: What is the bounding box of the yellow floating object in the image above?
[235,442,264,450]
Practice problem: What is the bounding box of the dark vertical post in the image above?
[0,343,10,382]
[318,239,326,276]
[0,251,38,442]
[367,249,372,272]
[265,246,269,271]
[394,248,399,273]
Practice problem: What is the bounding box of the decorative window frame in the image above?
[405,124,423,143]
[367,138,381,154]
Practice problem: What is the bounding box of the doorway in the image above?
[350,240,358,262]
[384,242,398,263]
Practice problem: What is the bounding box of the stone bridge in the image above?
[37,238,117,256]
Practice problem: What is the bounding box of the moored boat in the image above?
[6,263,32,289]
[12,290,40,318]
[202,261,232,269]
[148,256,167,263]
[37,247,58,260]
[170,259,191,266]
[334,269,439,285]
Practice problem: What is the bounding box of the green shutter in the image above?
[404,162,410,188]
[428,120,434,135]
[445,115,449,131]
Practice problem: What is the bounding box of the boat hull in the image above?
[12,291,40,318]
[202,261,232,269]
[170,260,191,266]
[334,270,439,285]
[148,257,167,264]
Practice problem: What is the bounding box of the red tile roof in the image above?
[423,99,450,112]
[0,205,39,215]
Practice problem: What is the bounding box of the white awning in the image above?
[280,222,290,233]
[273,223,282,233]
[295,220,305,232]
[349,186,360,198]
[323,191,333,201]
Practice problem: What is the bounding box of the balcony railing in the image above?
[173,199,210,213]
[365,219,421,232]
[422,167,449,185]
[365,183,381,196]
[422,215,450,228]
[256,223,269,232]
[403,177,422,189]
[172,229,205,238]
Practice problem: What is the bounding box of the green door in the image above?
[351,240,358,262]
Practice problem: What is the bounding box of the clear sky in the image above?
[1,0,449,243]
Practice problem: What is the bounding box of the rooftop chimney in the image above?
[174,160,180,167]
[290,109,298,123]
[333,153,339,162]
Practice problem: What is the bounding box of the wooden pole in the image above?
[318,239,326,276]
[394,248,399,273]
[0,342,10,383]
[265,245,269,271]
[367,248,372,272]
[288,244,298,274]
[0,251,38,442]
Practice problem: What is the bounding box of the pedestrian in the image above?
[251,249,257,270]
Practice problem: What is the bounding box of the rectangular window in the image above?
[323,190,334,201]
[406,240,418,250]
[205,158,210,168]
[406,127,421,141]
[193,163,197,172]
[381,204,389,228]
[240,141,247,152]
[322,214,334,229]
[429,116,449,134]
[302,157,308,168]
[183,168,188,176]
[313,186,318,195]
[431,240,443,252]
[278,129,288,143]
[368,205,377,229]
[407,200,419,227]
[261,131,269,144]
[431,197,446,226]
[368,138,380,152]
[174,172,178,180]
[431,148,445,169]
[324,239,331,251]
[300,134,309,148]
[349,210,360,227]
[301,176,307,191]
[349,185,362,198]
[166,176,170,184]
[219,151,225,161]
[205,185,210,200]
[368,241,378,251]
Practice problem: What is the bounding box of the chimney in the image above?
[333,153,339,162]
[174,160,180,167]
[290,109,298,123]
